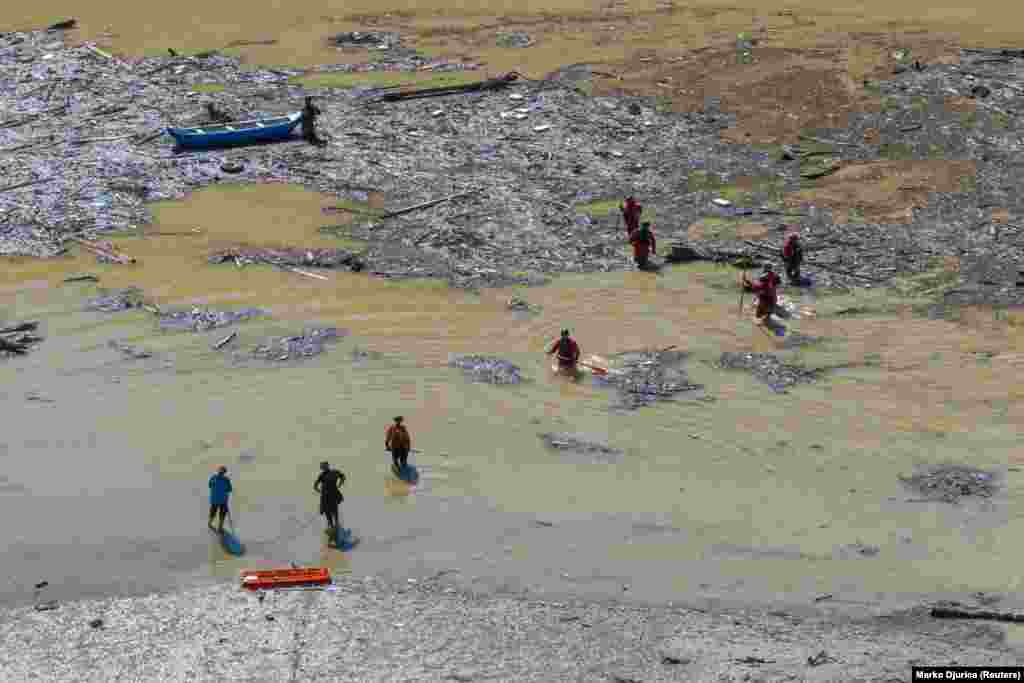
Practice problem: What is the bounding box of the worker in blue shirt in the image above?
[208,465,233,533]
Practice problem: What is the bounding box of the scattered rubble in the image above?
[447,354,523,384]
[598,349,702,409]
[251,327,344,361]
[157,306,264,332]
[899,464,998,503]
[538,432,623,464]
[717,352,822,393]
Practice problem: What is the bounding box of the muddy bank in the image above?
[3,29,1022,303]
[0,579,1016,681]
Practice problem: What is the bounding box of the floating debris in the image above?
[717,352,822,393]
[598,349,702,409]
[0,320,43,356]
[208,247,365,272]
[157,306,265,332]
[252,327,344,361]
[447,354,523,384]
[496,32,534,49]
[899,464,997,503]
[85,288,146,313]
[538,432,623,464]
[107,339,153,359]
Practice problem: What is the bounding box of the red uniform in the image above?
[621,198,642,236]
[745,273,779,318]
[548,337,580,367]
[630,226,656,266]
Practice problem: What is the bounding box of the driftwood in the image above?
[374,72,520,103]
[930,606,1024,623]
[0,321,39,335]
[382,189,482,220]
[67,237,136,264]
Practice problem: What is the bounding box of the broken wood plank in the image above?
[374,72,520,103]
[70,133,137,146]
[212,331,237,350]
[382,189,482,219]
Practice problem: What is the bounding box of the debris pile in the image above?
[600,349,702,409]
[208,247,365,272]
[899,464,997,503]
[717,352,821,393]
[251,327,344,361]
[0,29,1022,303]
[85,288,146,312]
[447,354,523,384]
[0,320,43,356]
[538,432,623,464]
[157,306,264,332]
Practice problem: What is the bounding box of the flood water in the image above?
[2,183,1023,613]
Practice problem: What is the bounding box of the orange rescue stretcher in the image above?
[240,567,331,590]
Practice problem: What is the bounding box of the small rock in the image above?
[220,162,244,174]
[88,618,103,629]
[627,102,642,116]
[662,655,691,665]
[807,650,831,666]
[971,85,991,99]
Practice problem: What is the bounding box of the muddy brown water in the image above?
[2,183,1024,615]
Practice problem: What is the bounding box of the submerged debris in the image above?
[447,354,523,384]
[157,306,264,332]
[208,247,365,272]
[538,433,623,463]
[600,349,702,409]
[717,352,821,393]
[251,327,344,361]
[900,464,997,503]
[107,339,153,359]
[85,288,146,313]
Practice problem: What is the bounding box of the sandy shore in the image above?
[1,576,1017,682]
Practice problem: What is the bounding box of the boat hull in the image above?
[167,113,302,150]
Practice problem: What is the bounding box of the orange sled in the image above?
[240,567,331,590]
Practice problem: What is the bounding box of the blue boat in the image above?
[166,112,303,150]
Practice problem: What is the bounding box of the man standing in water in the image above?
[301,96,326,146]
[547,328,581,371]
[207,465,232,533]
[314,461,346,531]
[630,221,657,269]
[385,416,412,472]
[742,264,782,322]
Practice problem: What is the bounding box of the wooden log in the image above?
[382,189,482,219]
[0,321,39,335]
[212,331,237,350]
[0,177,53,194]
[67,237,136,264]
[375,73,520,103]
[930,606,1024,623]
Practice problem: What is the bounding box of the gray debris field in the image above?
[157,306,265,332]
[900,464,998,503]
[0,580,1015,682]
[718,352,822,393]
[539,432,624,463]
[447,354,523,384]
[251,327,344,361]
[600,349,702,409]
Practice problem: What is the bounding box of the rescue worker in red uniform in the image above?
[742,265,781,320]
[620,196,642,236]
[782,233,804,284]
[630,221,657,269]
[547,329,581,370]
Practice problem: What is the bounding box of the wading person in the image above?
[314,461,346,530]
[207,465,232,533]
[301,96,326,146]
[630,221,657,269]
[742,265,781,322]
[547,328,581,371]
[621,195,642,236]
[782,232,804,284]
[385,416,411,472]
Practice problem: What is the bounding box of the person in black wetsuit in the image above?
[301,96,326,146]
[314,461,346,530]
